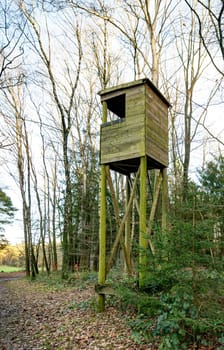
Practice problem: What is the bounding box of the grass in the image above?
[0,265,24,273]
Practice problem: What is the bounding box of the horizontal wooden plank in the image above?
[146,121,168,139]
[101,123,144,140]
[146,111,167,127]
[146,141,168,166]
[99,78,170,107]
[95,284,118,296]
[145,92,169,109]
[101,149,145,164]
[100,84,145,103]
[100,90,126,101]
[145,85,170,108]
[99,78,146,96]
[146,137,168,151]
[146,102,168,118]
[101,136,145,153]
[101,130,145,163]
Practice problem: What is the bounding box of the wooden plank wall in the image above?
[100,82,168,168]
[145,85,168,167]
[100,85,145,165]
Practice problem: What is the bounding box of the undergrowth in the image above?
[27,263,224,348]
[31,270,97,291]
[0,265,24,273]
[109,267,224,349]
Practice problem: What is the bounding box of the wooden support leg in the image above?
[105,168,132,274]
[162,168,168,233]
[98,101,108,312]
[106,168,139,274]
[139,156,147,288]
[125,176,131,273]
[98,164,107,312]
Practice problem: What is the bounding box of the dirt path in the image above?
[0,271,26,282]
[0,276,153,350]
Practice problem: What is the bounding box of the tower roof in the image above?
[98,78,171,108]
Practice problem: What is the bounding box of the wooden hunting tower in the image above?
[97,78,170,311]
[99,78,170,174]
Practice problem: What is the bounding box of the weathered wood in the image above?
[105,167,132,274]
[147,171,163,237]
[98,101,108,312]
[99,78,170,107]
[162,168,168,232]
[98,78,170,296]
[106,168,140,274]
[100,119,145,165]
[139,156,147,288]
[125,176,131,273]
[95,283,118,296]
[100,78,169,172]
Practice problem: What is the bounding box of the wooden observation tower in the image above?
[97,78,170,311]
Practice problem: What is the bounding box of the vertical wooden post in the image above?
[98,101,107,312]
[161,168,168,233]
[139,156,147,288]
[125,176,131,272]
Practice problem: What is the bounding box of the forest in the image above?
[0,0,224,349]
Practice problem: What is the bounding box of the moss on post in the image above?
[162,168,168,233]
[98,101,107,312]
[139,156,147,288]
[125,176,131,273]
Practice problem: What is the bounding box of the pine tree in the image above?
[0,188,17,230]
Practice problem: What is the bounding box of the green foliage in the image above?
[0,188,17,229]
[0,233,9,250]
[33,270,98,291]
[67,297,96,311]
[198,155,224,199]
[197,155,224,256]
[114,195,224,349]
[152,288,195,349]
[0,265,24,272]
[125,269,224,348]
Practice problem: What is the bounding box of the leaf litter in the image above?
[0,276,153,350]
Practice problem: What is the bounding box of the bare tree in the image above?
[184,0,224,77]
[167,3,223,200]
[2,84,39,278]
[19,2,83,277]
[0,1,25,88]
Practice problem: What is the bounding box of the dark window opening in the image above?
[106,94,125,119]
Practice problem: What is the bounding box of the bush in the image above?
[127,271,224,349]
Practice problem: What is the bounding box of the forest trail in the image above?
[0,275,152,350]
[0,271,26,283]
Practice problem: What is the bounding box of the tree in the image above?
[0,188,17,230]
[19,2,84,277]
[2,82,39,278]
[0,1,25,86]
[198,154,224,255]
[175,6,209,199]
[0,233,9,250]
[184,0,224,77]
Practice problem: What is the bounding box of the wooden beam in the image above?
[95,283,118,296]
[139,156,147,288]
[148,171,163,235]
[105,168,132,274]
[106,168,140,274]
[125,176,131,273]
[162,168,168,232]
[98,101,107,312]
[146,171,163,255]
